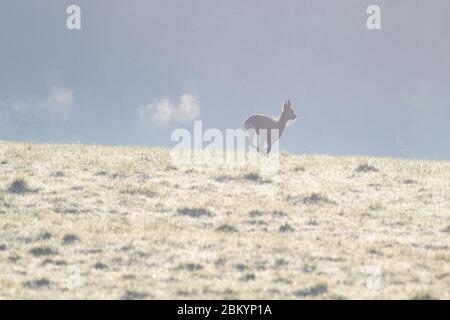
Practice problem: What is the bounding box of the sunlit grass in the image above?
[0,141,449,299]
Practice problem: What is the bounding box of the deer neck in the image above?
[277,112,289,136]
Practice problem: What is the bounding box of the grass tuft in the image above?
[29,247,57,257]
[63,234,80,245]
[121,291,149,300]
[8,178,34,194]
[279,224,294,233]
[356,164,378,173]
[178,207,212,218]
[302,193,335,205]
[293,283,328,297]
[23,278,51,289]
[216,224,238,233]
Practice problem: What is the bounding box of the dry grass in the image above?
[0,141,449,299]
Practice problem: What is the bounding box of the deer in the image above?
[243,99,297,154]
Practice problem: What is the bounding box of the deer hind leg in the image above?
[267,128,280,155]
[247,128,260,152]
[266,131,272,154]
[257,131,268,155]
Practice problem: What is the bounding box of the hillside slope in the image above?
[0,141,449,299]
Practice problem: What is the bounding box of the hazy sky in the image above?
[1,0,449,160]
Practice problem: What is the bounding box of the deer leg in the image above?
[257,132,264,154]
[266,132,272,154]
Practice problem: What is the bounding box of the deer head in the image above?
[282,100,297,120]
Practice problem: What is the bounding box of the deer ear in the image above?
[283,100,291,110]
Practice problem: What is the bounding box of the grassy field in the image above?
[0,141,449,299]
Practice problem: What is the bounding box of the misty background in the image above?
[0,0,449,160]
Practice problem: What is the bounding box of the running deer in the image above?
[243,100,297,154]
